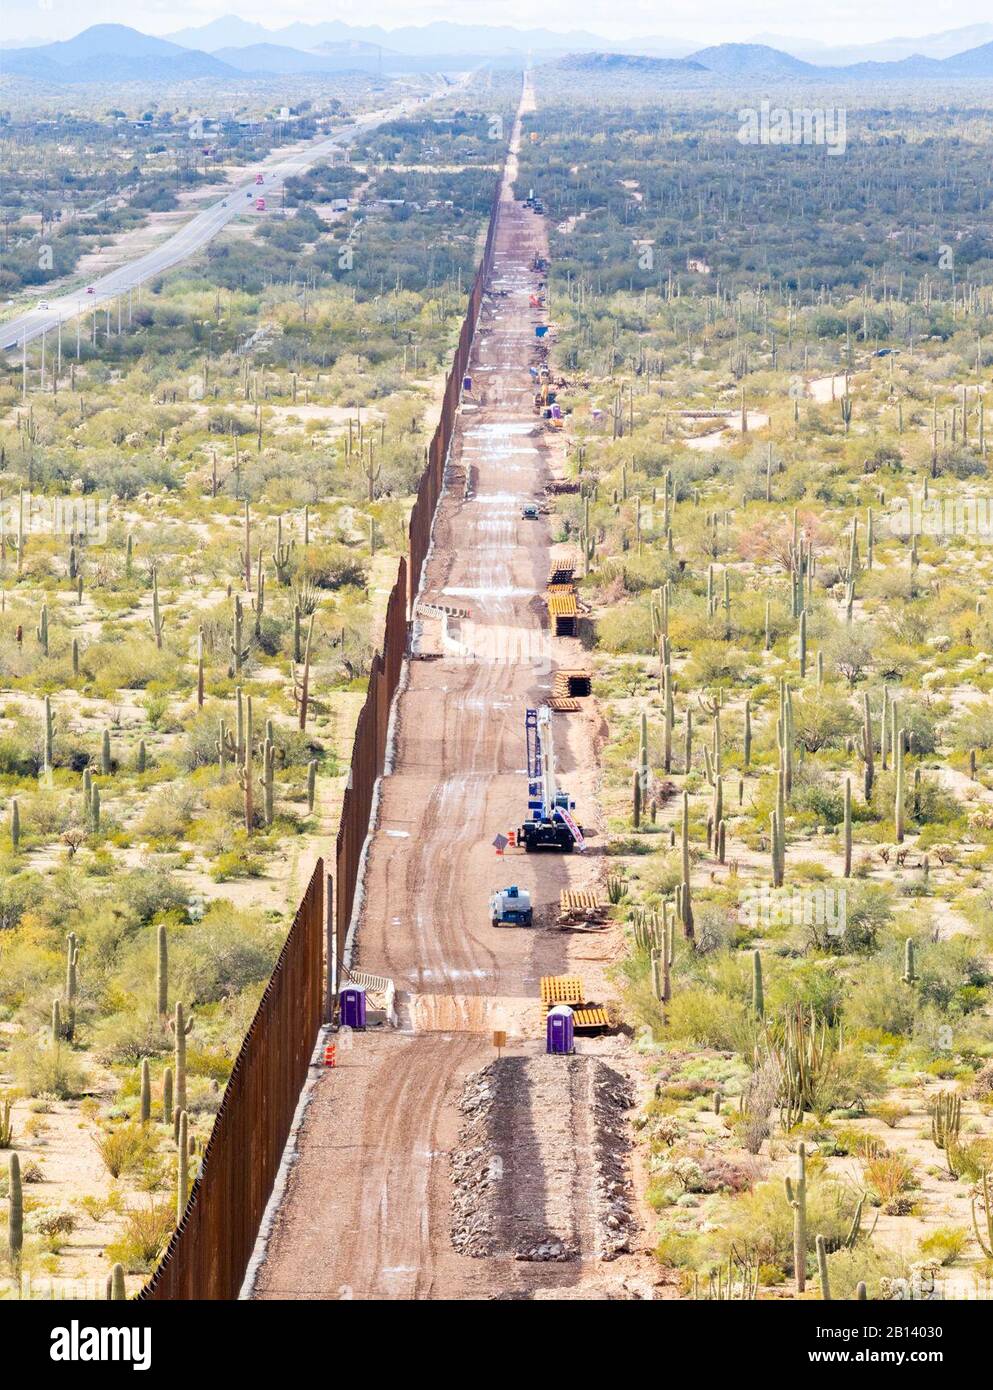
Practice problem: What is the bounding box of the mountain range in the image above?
[3,23,993,86]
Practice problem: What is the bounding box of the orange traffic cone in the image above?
[323,1043,337,1067]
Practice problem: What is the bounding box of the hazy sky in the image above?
[3,0,990,45]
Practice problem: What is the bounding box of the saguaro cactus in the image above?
[679,790,694,939]
[798,608,807,678]
[843,776,852,878]
[902,937,918,986]
[712,774,723,834]
[230,595,250,674]
[770,810,784,888]
[859,691,874,799]
[254,552,265,638]
[272,515,294,585]
[139,1059,151,1125]
[752,949,764,1018]
[169,1003,194,1116]
[156,923,168,1018]
[816,1234,832,1299]
[263,737,275,826]
[240,499,252,591]
[7,1152,23,1275]
[785,1142,807,1293]
[895,726,906,843]
[930,1090,962,1166]
[177,1109,189,1223]
[240,695,255,830]
[64,931,79,1039]
[296,613,315,731]
[42,695,54,774]
[149,568,165,649]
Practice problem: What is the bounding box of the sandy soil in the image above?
[808,374,849,404]
[251,88,653,1302]
[684,411,770,452]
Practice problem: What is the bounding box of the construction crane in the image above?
[519,706,585,852]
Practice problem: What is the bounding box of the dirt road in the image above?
[251,89,649,1302]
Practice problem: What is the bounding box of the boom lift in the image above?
[489,885,533,927]
[519,706,585,852]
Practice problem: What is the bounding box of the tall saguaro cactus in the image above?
[169,1003,194,1117]
[859,691,874,799]
[785,1142,807,1293]
[156,923,168,1018]
[177,1109,190,1224]
[64,932,79,1040]
[752,950,764,1018]
[679,790,694,939]
[149,568,165,650]
[7,1152,23,1277]
[42,694,54,775]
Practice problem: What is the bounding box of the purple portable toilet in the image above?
[463,374,472,393]
[546,1005,574,1055]
[340,985,367,1031]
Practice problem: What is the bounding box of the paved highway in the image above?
[1,88,445,357]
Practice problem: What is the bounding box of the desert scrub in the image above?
[918,1226,970,1265]
[862,1151,918,1205]
[10,1037,89,1100]
[94,1123,160,1180]
[703,1167,858,1275]
[870,1101,912,1129]
[210,847,265,881]
[104,1202,174,1274]
[25,1205,77,1253]
[824,1243,911,1299]
[663,988,756,1053]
